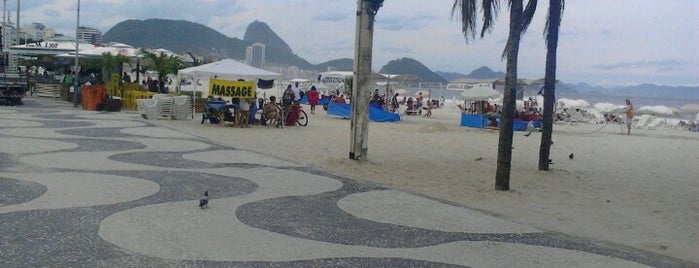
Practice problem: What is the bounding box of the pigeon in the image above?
[199,191,209,209]
[569,153,574,160]
[523,131,532,137]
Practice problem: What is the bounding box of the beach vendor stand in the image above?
[176,59,281,129]
[459,84,501,129]
[205,79,256,126]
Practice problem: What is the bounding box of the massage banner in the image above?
[209,79,256,98]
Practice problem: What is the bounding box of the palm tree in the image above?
[452,0,538,190]
[141,50,185,93]
[100,52,130,84]
[538,0,564,170]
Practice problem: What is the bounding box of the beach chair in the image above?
[646,117,665,130]
[171,96,192,120]
[148,95,173,119]
[633,114,652,129]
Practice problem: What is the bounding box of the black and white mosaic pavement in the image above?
[0,98,695,267]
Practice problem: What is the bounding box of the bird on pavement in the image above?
[569,153,574,160]
[199,191,209,209]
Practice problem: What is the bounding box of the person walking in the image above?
[390,92,400,112]
[624,99,634,135]
[307,86,319,114]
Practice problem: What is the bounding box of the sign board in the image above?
[209,79,256,98]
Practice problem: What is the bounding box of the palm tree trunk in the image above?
[538,0,562,170]
[495,0,524,191]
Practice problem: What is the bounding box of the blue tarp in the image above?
[460,113,541,131]
[460,114,491,128]
[327,102,401,122]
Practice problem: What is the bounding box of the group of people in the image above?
[205,96,254,128]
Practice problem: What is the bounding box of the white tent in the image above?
[177,59,280,81]
[56,46,141,59]
[459,84,501,101]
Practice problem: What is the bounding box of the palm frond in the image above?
[544,0,564,46]
[451,0,479,42]
[521,0,538,34]
[480,0,500,37]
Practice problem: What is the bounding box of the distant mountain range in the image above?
[102,18,698,101]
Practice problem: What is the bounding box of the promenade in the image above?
[0,97,694,267]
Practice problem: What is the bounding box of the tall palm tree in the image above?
[141,50,185,93]
[452,0,537,190]
[100,52,130,84]
[538,0,564,170]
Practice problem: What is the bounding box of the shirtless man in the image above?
[263,96,280,126]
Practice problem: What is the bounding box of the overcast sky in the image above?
[9,0,699,86]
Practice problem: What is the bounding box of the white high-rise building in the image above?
[77,26,102,45]
[245,42,265,68]
[19,23,58,41]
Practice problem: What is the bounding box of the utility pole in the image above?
[15,0,18,45]
[349,0,382,160]
[72,0,80,107]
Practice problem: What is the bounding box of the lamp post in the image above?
[14,0,17,45]
[72,0,80,107]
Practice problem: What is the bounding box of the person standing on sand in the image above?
[625,99,634,135]
[238,98,250,128]
[292,82,302,104]
[307,86,319,114]
[390,92,400,112]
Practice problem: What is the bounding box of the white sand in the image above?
[150,104,699,263]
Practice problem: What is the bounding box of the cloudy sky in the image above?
[9,0,699,86]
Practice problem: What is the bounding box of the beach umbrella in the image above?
[593,102,626,113]
[637,105,678,115]
[459,85,500,101]
[415,90,429,96]
[556,98,590,109]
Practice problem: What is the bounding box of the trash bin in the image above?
[81,85,106,111]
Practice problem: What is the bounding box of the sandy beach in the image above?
[149,103,699,263]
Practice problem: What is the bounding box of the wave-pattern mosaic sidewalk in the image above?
[0,98,693,267]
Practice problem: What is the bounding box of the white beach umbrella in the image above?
[637,105,678,115]
[556,98,590,110]
[593,102,626,113]
[459,85,500,101]
[415,90,429,96]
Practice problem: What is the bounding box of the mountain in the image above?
[316,58,354,72]
[104,19,341,71]
[437,66,505,81]
[102,19,248,60]
[436,71,468,81]
[379,57,447,83]
[465,66,505,79]
[243,21,314,70]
